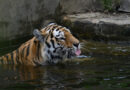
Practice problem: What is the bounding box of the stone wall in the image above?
[0,0,59,41]
[0,0,130,42]
[60,0,103,14]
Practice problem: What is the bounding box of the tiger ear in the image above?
[33,29,44,42]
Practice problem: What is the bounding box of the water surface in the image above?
[0,41,130,90]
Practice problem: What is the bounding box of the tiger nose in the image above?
[73,43,79,48]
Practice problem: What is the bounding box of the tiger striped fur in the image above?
[0,23,81,66]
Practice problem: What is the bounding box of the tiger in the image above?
[0,23,81,66]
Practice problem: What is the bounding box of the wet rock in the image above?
[118,0,130,12]
[62,13,130,42]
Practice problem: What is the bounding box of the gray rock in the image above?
[0,0,59,41]
[60,0,103,14]
[62,13,130,41]
[118,0,130,12]
[0,0,130,42]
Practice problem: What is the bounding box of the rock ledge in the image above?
[62,12,130,42]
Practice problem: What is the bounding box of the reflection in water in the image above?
[0,64,84,90]
[1,65,43,84]
[0,55,130,90]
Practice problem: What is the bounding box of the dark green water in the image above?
[0,40,130,90]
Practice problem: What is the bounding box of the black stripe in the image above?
[55,26,63,31]
[46,25,62,32]
[55,26,60,31]
[10,53,14,64]
[37,42,40,60]
[45,35,49,41]
[45,35,50,48]
[52,25,58,30]
[16,49,20,64]
[5,55,9,64]
[51,33,53,38]
[45,41,51,48]
[53,47,63,53]
[58,26,64,30]
[55,38,59,42]
[26,44,30,57]
[45,25,53,31]
[62,50,66,55]
[44,26,50,31]
[53,49,56,53]
[48,25,54,30]
[56,28,59,31]
[48,50,50,53]
[34,40,37,44]
[51,39,55,48]
[21,47,26,60]
[5,55,8,61]
[50,54,54,60]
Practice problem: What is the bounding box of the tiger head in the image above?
[33,23,81,64]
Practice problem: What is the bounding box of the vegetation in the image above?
[101,0,120,11]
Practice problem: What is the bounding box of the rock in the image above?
[0,0,129,42]
[118,0,130,12]
[0,0,59,41]
[61,12,130,42]
[60,0,103,14]
[0,0,105,42]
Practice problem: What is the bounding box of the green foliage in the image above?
[101,0,120,11]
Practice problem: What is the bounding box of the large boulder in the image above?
[61,13,130,42]
[118,0,130,12]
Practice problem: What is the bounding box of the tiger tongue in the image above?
[75,49,81,56]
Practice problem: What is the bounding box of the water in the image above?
[0,40,130,90]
